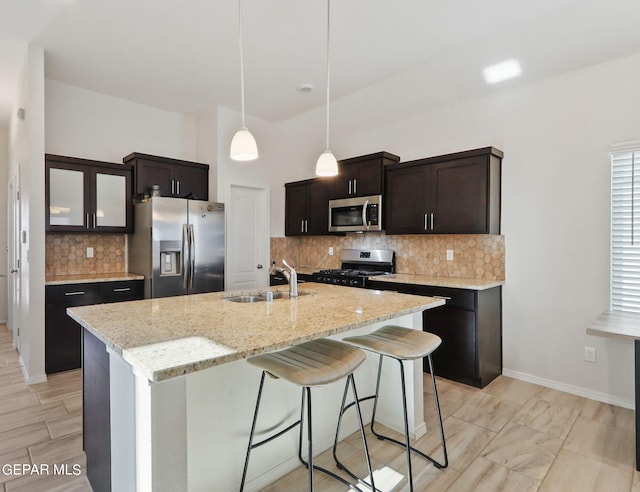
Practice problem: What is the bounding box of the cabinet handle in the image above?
[64,291,85,296]
[353,179,357,194]
[93,213,96,229]
[85,213,89,229]
[430,212,434,230]
[348,180,352,195]
[305,220,308,233]
[113,288,131,292]
[177,180,180,195]
[171,180,175,194]
[424,213,428,231]
[301,220,305,233]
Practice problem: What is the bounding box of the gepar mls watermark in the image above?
[2,463,82,477]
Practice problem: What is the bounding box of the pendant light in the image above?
[230,0,258,161]
[315,0,338,176]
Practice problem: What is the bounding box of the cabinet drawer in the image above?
[46,283,100,305]
[368,281,476,310]
[412,286,476,311]
[98,280,144,302]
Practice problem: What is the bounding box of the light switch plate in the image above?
[87,247,94,258]
[446,249,454,261]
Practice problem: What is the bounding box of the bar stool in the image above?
[334,325,448,491]
[239,338,376,492]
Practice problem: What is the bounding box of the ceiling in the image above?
[2,0,640,126]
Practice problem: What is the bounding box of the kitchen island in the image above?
[68,283,444,492]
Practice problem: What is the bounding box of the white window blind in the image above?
[611,149,640,312]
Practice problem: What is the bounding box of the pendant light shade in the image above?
[230,0,258,161]
[316,150,338,176]
[230,127,258,161]
[315,0,338,177]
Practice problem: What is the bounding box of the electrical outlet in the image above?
[328,247,334,256]
[584,346,596,363]
[87,247,94,258]
[446,249,454,261]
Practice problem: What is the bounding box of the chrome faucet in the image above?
[270,259,298,298]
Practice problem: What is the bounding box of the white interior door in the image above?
[227,185,269,291]
[7,167,21,350]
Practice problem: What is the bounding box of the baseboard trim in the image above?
[18,355,47,385]
[502,368,634,410]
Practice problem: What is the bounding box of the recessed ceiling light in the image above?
[297,83,314,93]
[482,59,522,84]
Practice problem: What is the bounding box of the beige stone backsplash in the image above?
[46,233,126,276]
[271,233,505,280]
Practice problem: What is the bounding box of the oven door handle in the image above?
[362,200,370,230]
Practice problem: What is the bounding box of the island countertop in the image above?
[67,282,445,382]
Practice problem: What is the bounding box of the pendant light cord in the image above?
[325,0,331,150]
[238,0,246,128]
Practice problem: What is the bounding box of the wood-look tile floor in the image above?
[0,321,639,491]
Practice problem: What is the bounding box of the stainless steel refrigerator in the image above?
[128,197,225,298]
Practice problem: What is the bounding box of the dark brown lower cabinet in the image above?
[368,281,502,388]
[83,329,111,492]
[45,280,144,374]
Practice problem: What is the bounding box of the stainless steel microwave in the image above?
[329,195,382,232]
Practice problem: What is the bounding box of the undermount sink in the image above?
[223,295,265,303]
[223,291,310,303]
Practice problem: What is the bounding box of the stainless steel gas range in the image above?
[312,249,395,288]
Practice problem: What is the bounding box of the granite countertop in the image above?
[587,310,640,342]
[368,273,504,291]
[67,282,445,382]
[45,272,144,285]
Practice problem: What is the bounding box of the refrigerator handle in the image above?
[182,224,189,290]
[189,224,195,289]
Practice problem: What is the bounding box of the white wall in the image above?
[0,127,7,322]
[45,80,197,163]
[8,46,46,383]
[268,52,640,407]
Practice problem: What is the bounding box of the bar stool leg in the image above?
[240,371,267,492]
[306,387,314,492]
[333,374,377,492]
[398,359,414,491]
[426,354,448,468]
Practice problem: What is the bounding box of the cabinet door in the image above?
[285,184,308,236]
[431,156,489,233]
[134,159,173,196]
[45,284,100,374]
[173,164,208,200]
[46,162,90,232]
[306,179,332,234]
[423,306,477,383]
[384,165,430,234]
[351,158,383,197]
[93,167,132,233]
[332,167,358,198]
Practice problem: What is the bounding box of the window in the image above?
[611,147,640,312]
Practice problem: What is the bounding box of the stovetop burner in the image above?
[312,249,395,287]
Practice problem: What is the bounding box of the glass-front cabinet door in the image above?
[48,167,87,228]
[93,169,131,231]
[46,155,132,233]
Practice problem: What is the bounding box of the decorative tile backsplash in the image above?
[271,233,505,280]
[46,234,126,276]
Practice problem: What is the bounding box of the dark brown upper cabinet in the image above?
[285,178,333,236]
[330,152,400,199]
[385,147,502,235]
[124,152,209,201]
[46,154,133,234]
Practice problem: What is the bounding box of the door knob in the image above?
[257,264,263,269]
[10,269,18,273]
